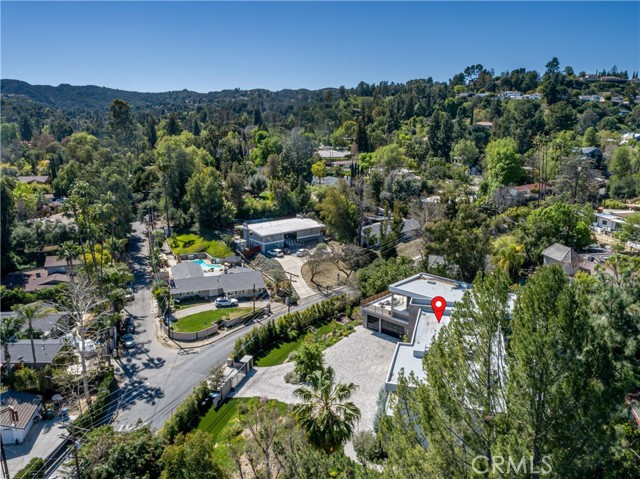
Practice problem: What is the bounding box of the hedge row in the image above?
[158,381,211,444]
[73,370,117,433]
[232,294,352,359]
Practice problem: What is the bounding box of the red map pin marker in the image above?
[431,296,446,323]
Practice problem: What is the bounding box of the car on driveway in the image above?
[215,297,238,308]
[122,333,136,349]
[296,248,309,257]
[267,249,285,258]
[125,288,135,302]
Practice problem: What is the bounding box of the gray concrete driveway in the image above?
[275,255,316,299]
[235,326,398,433]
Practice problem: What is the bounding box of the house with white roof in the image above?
[361,273,471,340]
[593,209,635,233]
[241,217,325,253]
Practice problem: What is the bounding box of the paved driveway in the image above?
[235,326,399,434]
[275,255,316,299]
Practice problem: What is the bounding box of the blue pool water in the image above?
[192,259,224,271]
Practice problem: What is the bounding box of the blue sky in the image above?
[2,2,639,92]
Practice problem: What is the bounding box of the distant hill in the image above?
[0,79,337,113]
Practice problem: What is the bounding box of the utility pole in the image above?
[67,425,81,479]
[252,284,256,312]
[1,436,10,479]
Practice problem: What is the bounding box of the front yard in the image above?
[172,307,252,332]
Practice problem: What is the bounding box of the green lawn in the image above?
[255,321,355,367]
[198,397,288,474]
[172,307,252,332]
[168,233,233,259]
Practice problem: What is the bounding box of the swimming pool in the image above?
[192,259,224,272]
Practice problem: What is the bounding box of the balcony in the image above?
[361,292,410,322]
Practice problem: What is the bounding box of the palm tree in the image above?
[57,241,81,284]
[293,366,361,453]
[12,302,56,365]
[1,314,26,379]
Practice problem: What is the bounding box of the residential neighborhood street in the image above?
[111,222,354,432]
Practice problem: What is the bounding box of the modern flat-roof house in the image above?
[361,273,471,340]
[362,273,508,394]
[0,391,43,443]
[169,262,266,300]
[241,218,325,253]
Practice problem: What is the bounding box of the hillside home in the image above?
[361,273,471,340]
[241,217,325,253]
[541,243,581,275]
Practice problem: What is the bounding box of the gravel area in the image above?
[234,326,399,433]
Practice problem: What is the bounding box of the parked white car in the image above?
[296,248,309,257]
[267,249,285,258]
[215,297,239,308]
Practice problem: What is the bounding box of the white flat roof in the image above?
[389,273,471,302]
[387,310,450,387]
[246,218,325,237]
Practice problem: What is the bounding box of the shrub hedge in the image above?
[232,294,353,359]
[73,370,117,433]
[158,381,211,444]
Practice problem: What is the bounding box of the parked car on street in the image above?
[215,297,239,308]
[296,248,309,257]
[125,288,134,302]
[122,316,136,334]
[282,248,290,254]
[122,333,136,349]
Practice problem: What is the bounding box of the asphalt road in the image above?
[112,222,353,432]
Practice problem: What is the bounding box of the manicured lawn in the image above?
[255,320,355,367]
[168,233,233,259]
[172,307,252,332]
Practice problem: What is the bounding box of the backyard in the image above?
[172,307,252,332]
[168,232,233,258]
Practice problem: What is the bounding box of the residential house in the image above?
[0,304,66,339]
[507,183,551,201]
[44,255,80,275]
[360,218,421,248]
[579,95,603,102]
[475,121,494,129]
[241,217,325,253]
[582,74,599,82]
[0,339,65,368]
[316,148,351,161]
[541,243,581,275]
[361,273,471,340]
[16,176,51,185]
[593,209,635,233]
[169,262,266,300]
[0,391,43,443]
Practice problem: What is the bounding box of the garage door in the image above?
[381,320,405,339]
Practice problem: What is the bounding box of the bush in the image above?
[159,381,211,444]
[373,387,389,433]
[353,431,384,463]
[232,294,354,359]
[284,370,301,384]
[291,341,324,381]
[15,457,45,479]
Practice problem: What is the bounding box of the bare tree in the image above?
[57,278,112,405]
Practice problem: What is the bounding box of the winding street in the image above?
[111,222,353,432]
